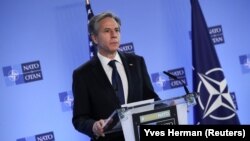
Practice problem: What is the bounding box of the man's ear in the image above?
[91,34,98,44]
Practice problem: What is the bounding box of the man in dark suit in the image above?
[72,11,160,141]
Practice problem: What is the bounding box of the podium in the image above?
[103,93,197,141]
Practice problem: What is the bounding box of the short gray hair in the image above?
[88,12,121,35]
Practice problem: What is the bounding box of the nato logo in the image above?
[189,25,224,45]
[239,54,250,73]
[59,91,74,112]
[151,72,170,92]
[167,68,187,88]
[208,25,224,45]
[2,60,43,86]
[17,131,54,141]
[151,67,186,92]
[119,42,135,54]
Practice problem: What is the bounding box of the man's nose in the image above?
[110,30,118,37]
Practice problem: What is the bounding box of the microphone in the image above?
[163,71,198,105]
[163,71,190,94]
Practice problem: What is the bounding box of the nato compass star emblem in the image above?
[196,68,237,120]
[156,75,166,88]
[8,69,19,81]
[243,57,250,69]
[63,95,74,108]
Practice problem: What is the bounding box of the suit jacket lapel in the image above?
[90,57,114,91]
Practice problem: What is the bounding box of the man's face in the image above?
[92,17,120,57]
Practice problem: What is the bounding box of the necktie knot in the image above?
[108,60,117,70]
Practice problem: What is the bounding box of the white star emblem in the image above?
[197,68,237,120]
[88,9,92,15]
[63,95,74,107]
[156,75,166,88]
[90,52,94,57]
[89,41,93,46]
[243,57,250,69]
[8,69,19,81]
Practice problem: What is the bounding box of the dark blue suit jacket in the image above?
[72,52,159,140]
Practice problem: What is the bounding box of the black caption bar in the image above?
[140,125,250,141]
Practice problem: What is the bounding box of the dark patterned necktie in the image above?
[108,60,125,105]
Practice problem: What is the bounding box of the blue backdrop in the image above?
[0,0,249,140]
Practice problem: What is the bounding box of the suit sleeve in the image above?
[72,69,95,138]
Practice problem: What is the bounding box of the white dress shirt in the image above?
[97,52,128,104]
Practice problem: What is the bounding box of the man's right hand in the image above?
[92,119,105,137]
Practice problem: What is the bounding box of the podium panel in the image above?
[117,94,196,141]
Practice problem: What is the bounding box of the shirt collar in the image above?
[97,52,122,65]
